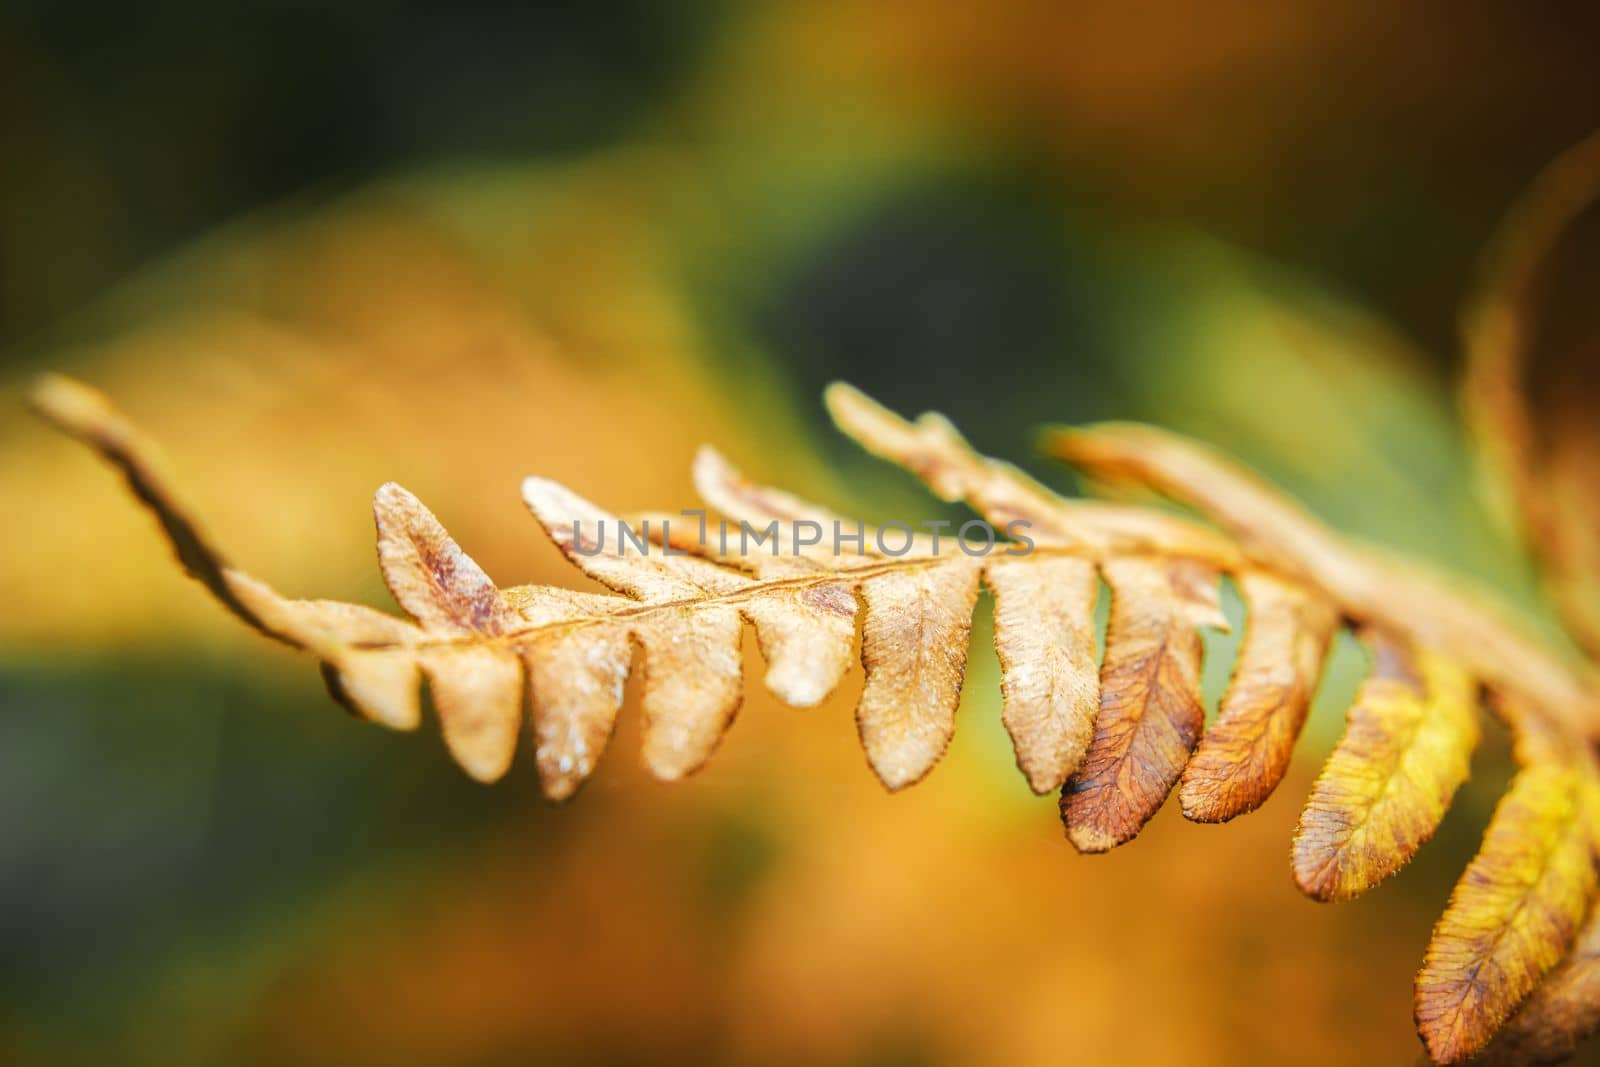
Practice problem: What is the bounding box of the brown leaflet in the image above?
[374,483,524,781]
[375,482,507,632]
[680,465,867,709]
[740,586,858,709]
[498,586,639,799]
[521,623,633,801]
[857,560,984,791]
[633,606,746,780]
[985,555,1100,794]
[1414,758,1600,1063]
[1180,570,1338,822]
[1060,557,1218,853]
[418,645,525,782]
[1292,632,1480,901]
[1482,894,1600,1066]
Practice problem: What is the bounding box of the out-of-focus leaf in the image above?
[1415,751,1600,1063]
[1465,131,1600,665]
[1483,897,1600,1065]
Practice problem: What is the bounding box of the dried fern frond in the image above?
[29,372,1600,1064]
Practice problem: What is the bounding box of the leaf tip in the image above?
[1060,786,1139,854]
[456,749,515,785]
[872,764,927,793]
[1062,819,1119,855]
[373,480,416,510]
[823,380,903,443]
[1289,838,1355,903]
[1038,423,1125,468]
[642,749,705,784]
[764,663,831,709]
[1034,424,1079,458]
[691,444,738,494]
[535,762,586,803]
[1177,783,1243,825]
[821,379,872,418]
[520,475,570,524]
[27,373,115,436]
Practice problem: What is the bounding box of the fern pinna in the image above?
[30,366,1600,1065]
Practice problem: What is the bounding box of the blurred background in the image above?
[3,3,1599,1064]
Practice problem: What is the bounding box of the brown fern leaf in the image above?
[1482,897,1600,1066]
[1420,697,1600,1062]
[31,372,1600,1064]
[1415,756,1600,1063]
[984,554,1099,796]
[1060,556,1214,851]
[1181,570,1338,822]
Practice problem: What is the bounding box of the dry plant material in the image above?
[986,554,1099,795]
[1483,896,1600,1065]
[1060,556,1213,852]
[1181,571,1337,822]
[28,137,1600,1066]
[32,372,1600,1064]
[1291,632,1478,902]
[1417,758,1599,1062]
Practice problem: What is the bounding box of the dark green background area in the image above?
[0,3,725,356]
[5,2,1600,369]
